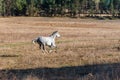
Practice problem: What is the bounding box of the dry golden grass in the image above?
[0,17,120,80]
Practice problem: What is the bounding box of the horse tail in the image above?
[32,38,38,44]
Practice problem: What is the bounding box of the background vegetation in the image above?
[0,0,120,18]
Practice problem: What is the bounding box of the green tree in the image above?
[12,0,27,16]
[113,0,120,9]
[110,0,114,14]
[0,0,3,15]
[93,0,100,12]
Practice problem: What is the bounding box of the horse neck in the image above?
[50,34,56,39]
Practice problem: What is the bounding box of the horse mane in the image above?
[50,31,58,36]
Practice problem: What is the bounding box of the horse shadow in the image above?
[0,63,120,80]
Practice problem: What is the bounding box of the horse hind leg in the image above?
[39,44,45,53]
[42,44,49,53]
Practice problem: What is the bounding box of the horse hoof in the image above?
[49,50,52,53]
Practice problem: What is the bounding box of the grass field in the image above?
[0,17,120,80]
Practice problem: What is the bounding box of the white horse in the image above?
[32,31,60,53]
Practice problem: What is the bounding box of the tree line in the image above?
[0,0,120,18]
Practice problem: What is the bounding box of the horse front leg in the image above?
[51,43,58,53]
[48,46,53,53]
[48,45,57,53]
[54,46,58,53]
